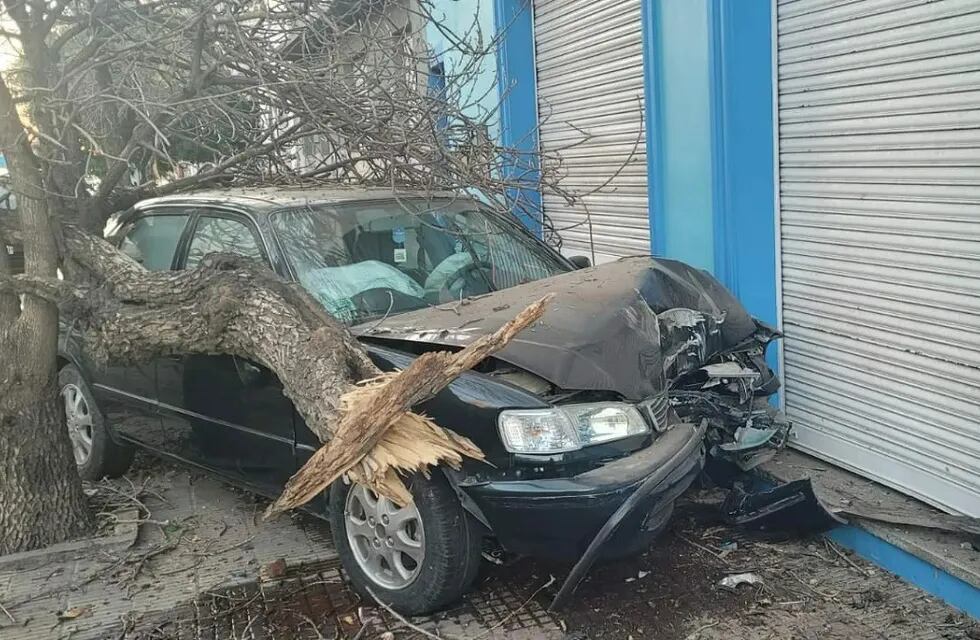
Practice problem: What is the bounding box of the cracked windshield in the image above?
[271,200,570,324]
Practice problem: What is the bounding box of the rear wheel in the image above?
[58,364,134,481]
[330,473,482,615]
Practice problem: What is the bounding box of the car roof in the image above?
[132,187,467,215]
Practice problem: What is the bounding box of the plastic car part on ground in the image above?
[723,479,848,533]
[718,572,763,591]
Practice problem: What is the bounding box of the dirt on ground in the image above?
[481,493,980,640]
[10,457,975,640]
[126,487,979,640]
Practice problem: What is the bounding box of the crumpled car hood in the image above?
[352,257,759,400]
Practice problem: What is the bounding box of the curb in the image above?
[0,508,140,572]
[752,466,980,621]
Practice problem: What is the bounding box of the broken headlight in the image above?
[498,403,649,454]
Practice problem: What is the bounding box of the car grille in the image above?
[639,392,670,432]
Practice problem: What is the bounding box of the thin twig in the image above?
[824,538,869,576]
[0,600,16,624]
[685,620,720,639]
[238,614,258,640]
[786,570,839,601]
[296,612,337,640]
[365,586,448,640]
[469,574,556,640]
[675,533,730,564]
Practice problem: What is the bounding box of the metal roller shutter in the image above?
[776,0,980,515]
[532,0,649,259]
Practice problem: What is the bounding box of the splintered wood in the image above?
[341,382,483,505]
[265,295,552,516]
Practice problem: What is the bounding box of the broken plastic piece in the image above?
[718,425,780,452]
[700,362,760,380]
[724,479,846,533]
[549,421,708,611]
[718,572,762,591]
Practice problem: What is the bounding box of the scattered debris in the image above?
[723,479,846,533]
[684,619,721,639]
[260,558,288,581]
[718,573,763,591]
[56,605,91,621]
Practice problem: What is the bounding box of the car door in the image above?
[85,209,194,448]
[155,209,297,495]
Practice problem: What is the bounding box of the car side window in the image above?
[185,215,263,269]
[118,214,190,271]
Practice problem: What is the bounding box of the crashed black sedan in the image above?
[59,188,787,614]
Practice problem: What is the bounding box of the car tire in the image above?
[329,472,482,615]
[58,364,135,481]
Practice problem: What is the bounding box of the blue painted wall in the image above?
[492,0,542,233]
[645,0,778,367]
[426,0,542,232]
[645,0,715,272]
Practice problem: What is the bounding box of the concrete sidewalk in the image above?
[0,460,562,640]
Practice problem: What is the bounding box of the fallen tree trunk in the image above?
[267,295,550,515]
[1,224,549,516]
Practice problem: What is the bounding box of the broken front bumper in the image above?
[465,421,706,562]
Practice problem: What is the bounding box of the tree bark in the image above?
[0,393,94,555]
[0,73,94,554]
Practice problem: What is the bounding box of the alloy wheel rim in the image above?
[344,484,425,590]
[61,384,94,466]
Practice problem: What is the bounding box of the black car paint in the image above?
[58,194,738,562]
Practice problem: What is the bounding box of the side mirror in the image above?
[568,255,591,269]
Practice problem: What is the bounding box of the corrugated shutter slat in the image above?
[533,0,650,258]
[777,0,980,515]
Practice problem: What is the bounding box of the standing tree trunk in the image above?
[0,394,94,555]
[0,85,94,552]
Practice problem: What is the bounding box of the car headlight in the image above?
[498,402,649,454]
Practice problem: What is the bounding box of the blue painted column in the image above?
[707,0,778,327]
[644,0,778,367]
[643,0,715,271]
[643,0,777,323]
[494,0,543,235]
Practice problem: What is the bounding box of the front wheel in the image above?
[329,473,482,615]
[58,364,134,481]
